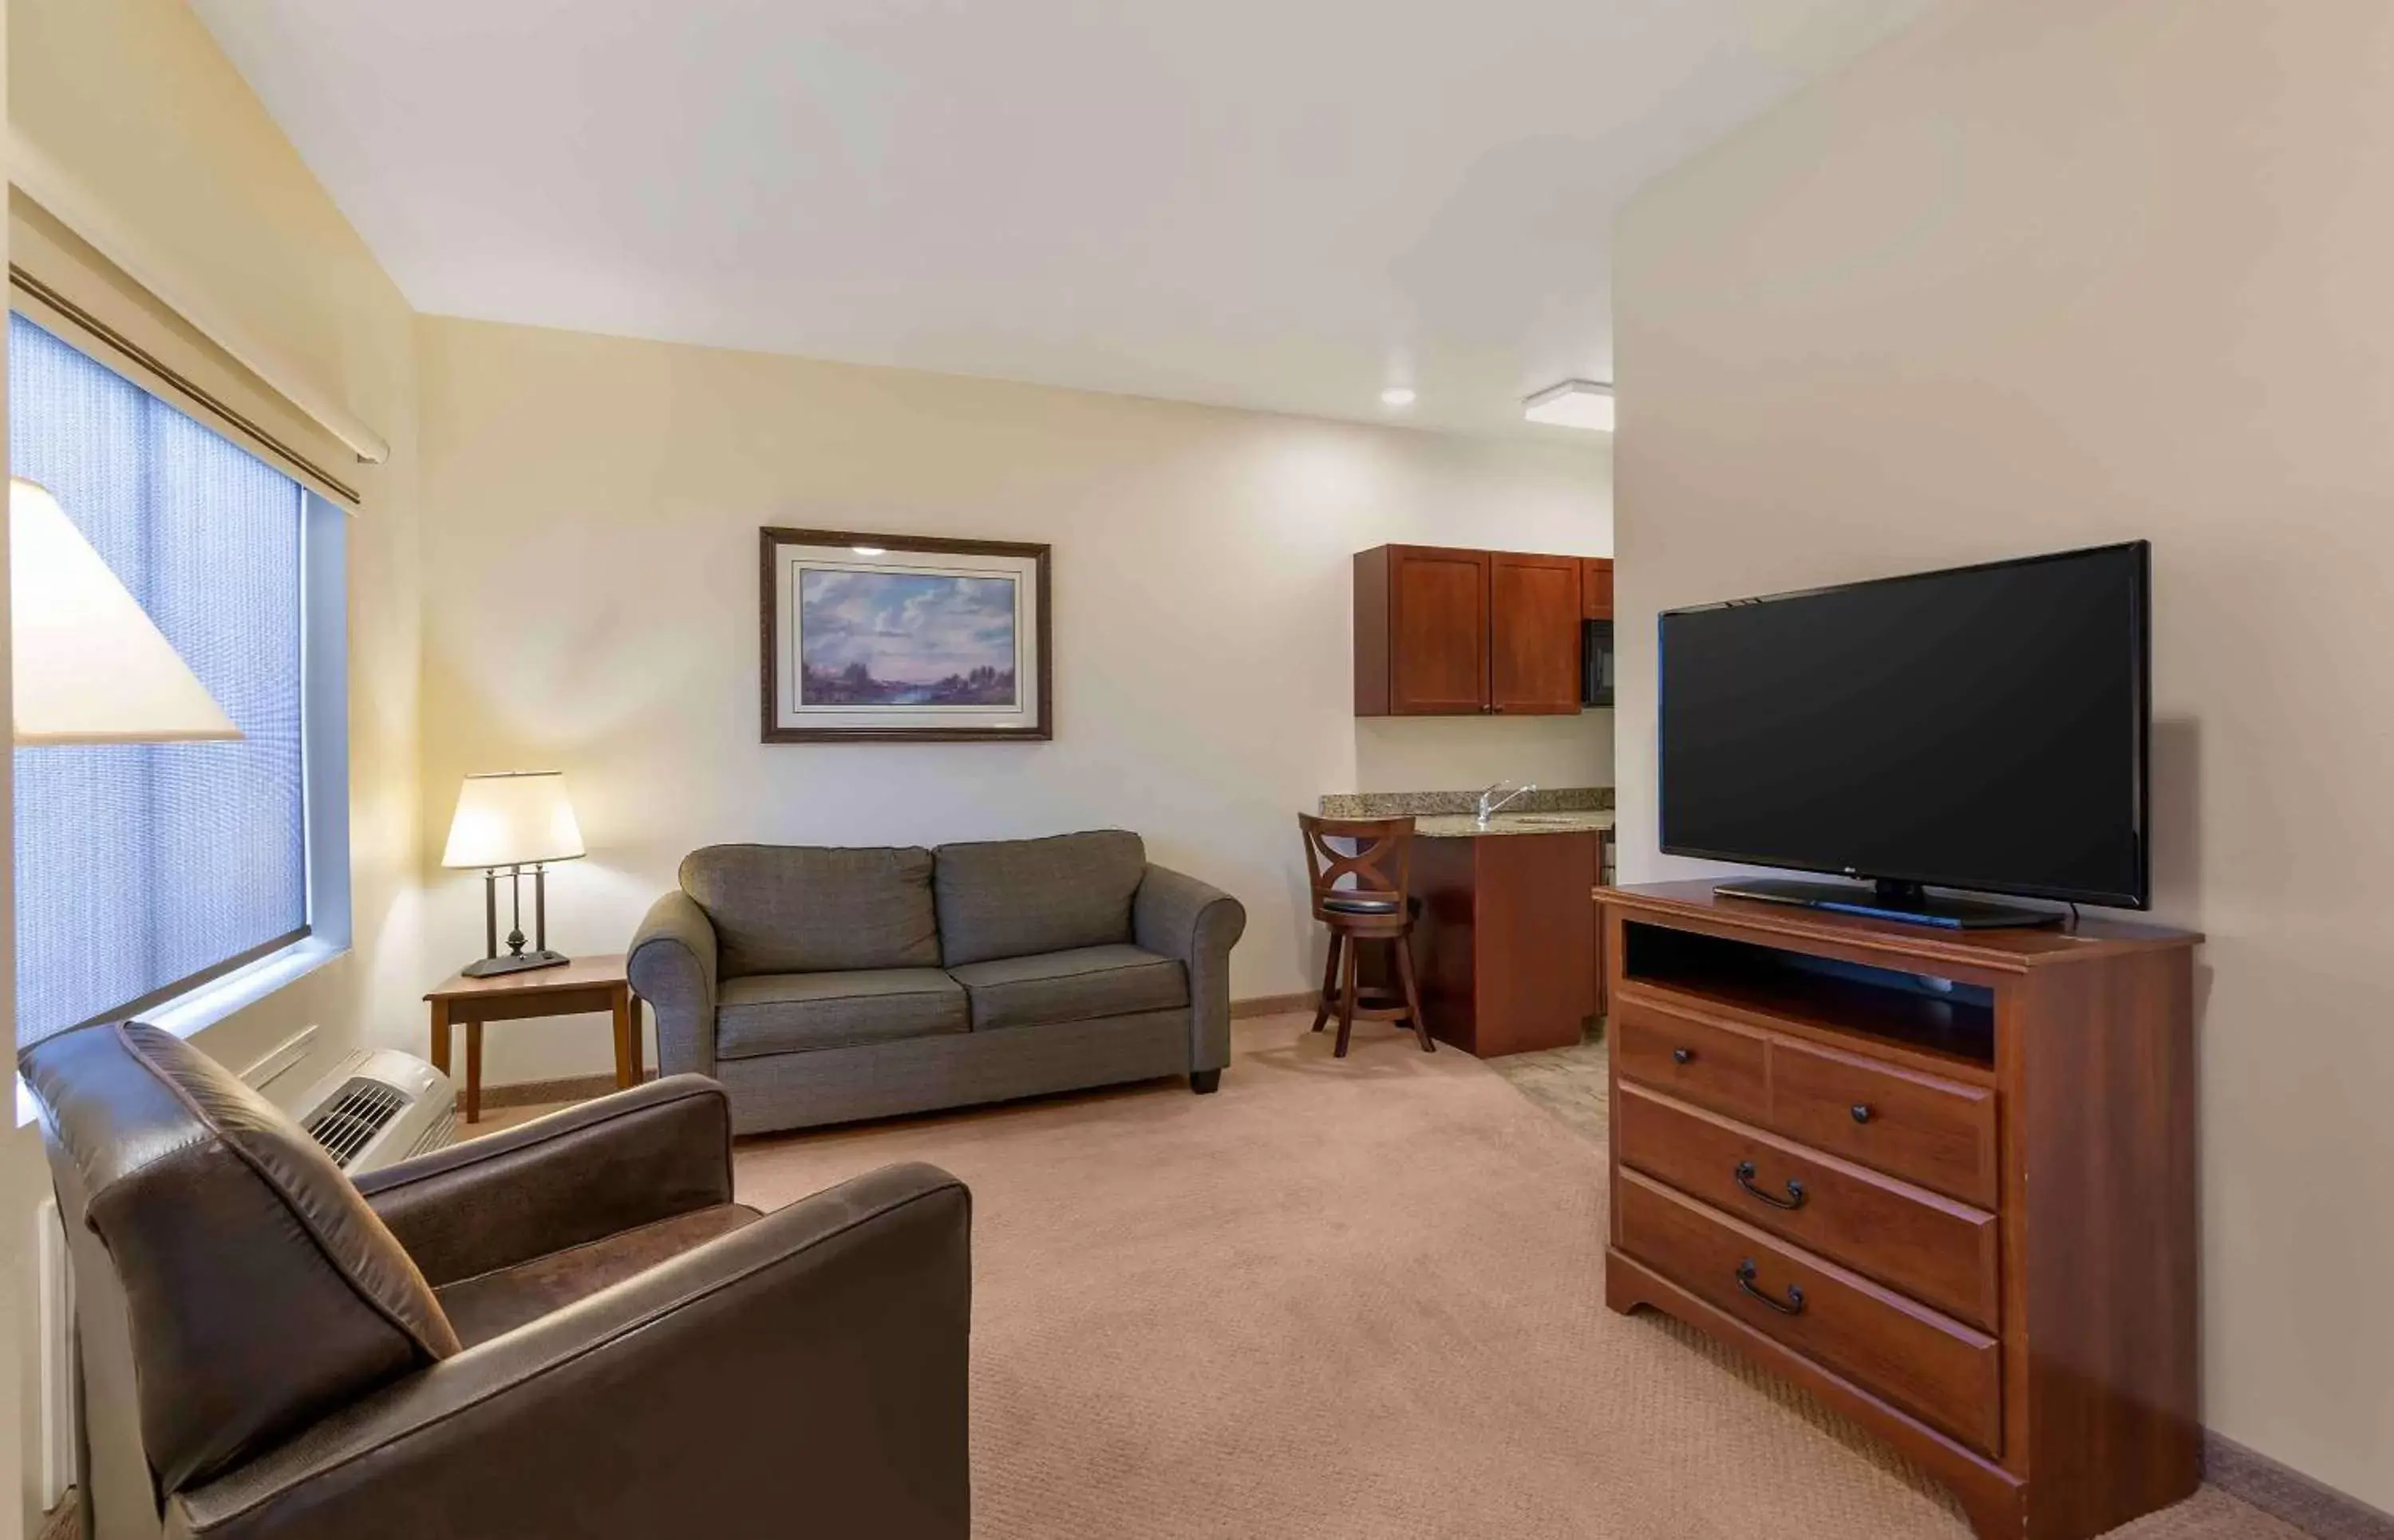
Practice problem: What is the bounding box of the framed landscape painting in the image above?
[761,527,1052,742]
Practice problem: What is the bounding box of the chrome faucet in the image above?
[1474,780,1536,827]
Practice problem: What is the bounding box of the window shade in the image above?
[11,312,310,1044]
[7,190,365,504]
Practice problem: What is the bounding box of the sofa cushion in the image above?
[681,844,939,977]
[934,830,1147,966]
[946,944,1188,1032]
[716,969,969,1059]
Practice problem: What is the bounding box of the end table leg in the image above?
[429,998,452,1078]
[613,989,640,1091]
[464,1021,483,1124]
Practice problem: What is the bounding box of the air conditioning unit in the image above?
[294,1049,458,1175]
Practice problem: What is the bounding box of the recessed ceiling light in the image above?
[851,545,887,557]
[1380,386,1416,408]
[1523,380,1614,432]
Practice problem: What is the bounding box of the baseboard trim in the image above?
[2205,1431,2394,1540]
[478,996,1317,1109]
[471,1070,650,1112]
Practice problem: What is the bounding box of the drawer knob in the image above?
[1850,1103,1875,1124]
[1735,1258,1807,1317]
[1734,1160,1807,1211]
[1671,1047,1695,1065]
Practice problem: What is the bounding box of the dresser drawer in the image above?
[1615,1084,2000,1331]
[1614,996,1768,1124]
[1618,1171,2001,1456]
[1767,1038,1998,1207]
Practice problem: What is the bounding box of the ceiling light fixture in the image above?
[1380,386,1416,408]
[851,545,887,557]
[1523,380,1614,432]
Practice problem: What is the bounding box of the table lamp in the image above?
[440,771,584,977]
[11,476,241,746]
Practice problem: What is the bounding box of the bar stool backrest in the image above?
[1296,813,1415,926]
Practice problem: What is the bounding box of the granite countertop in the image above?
[1411,809,1615,839]
[1316,787,1615,839]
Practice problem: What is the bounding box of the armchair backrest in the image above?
[17,1022,459,1523]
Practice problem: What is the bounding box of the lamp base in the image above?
[460,950,572,978]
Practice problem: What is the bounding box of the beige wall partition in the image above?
[1611,1,2394,1510]
[416,317,1612,1084]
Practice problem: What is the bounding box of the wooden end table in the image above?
[424,954,642,1123]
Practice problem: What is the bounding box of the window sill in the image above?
[16,936,348,1127]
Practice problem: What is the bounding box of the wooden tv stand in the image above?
[1600,882,2200,1540]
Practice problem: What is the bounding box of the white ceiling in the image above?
[192,0,1929,436]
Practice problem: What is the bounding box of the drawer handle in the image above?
[1851,1103,1875,1124]
[1671,1047,1695,1065]
[1734,1160,1807,1211]
[1735,1259,1806,1317]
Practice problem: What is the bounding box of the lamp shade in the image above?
[441,771,586,869]
[10,476,242,745]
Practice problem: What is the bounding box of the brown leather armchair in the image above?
[18,1021,972,1540]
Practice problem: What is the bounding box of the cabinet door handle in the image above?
[1734,1160,1807,1210]
[1736,1259,1806,1317]
[1851,1103,1875,1124]
[1671,1047,1694,1065]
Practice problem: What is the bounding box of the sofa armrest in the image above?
[627,890,720,1079]
[169,1163,973,1540]
[356,1076,734,1287]
[1134,864,1246,1073]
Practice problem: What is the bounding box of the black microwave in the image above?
[1582,620,1614,708]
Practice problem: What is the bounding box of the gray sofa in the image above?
[627,830,1246,1135]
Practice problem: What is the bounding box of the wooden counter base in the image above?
[1404,828,1598,1056]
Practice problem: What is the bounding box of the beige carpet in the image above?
[735,1015,2298,1539]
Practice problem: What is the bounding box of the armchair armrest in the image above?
[628,890,721,1079]
[170,1163,973,1540]
[358,1076,733,1288]
[1134,864,1246,1074]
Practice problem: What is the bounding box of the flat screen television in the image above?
[1657,543,2150,927]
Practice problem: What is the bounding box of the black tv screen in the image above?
[1658,543,2150,909]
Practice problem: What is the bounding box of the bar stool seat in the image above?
[1298,813,1433,1057]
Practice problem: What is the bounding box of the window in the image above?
[10,312,337,1044]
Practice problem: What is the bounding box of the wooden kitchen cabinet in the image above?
[1490,553,1583,714]
[1582,557,1614,620]
[1355,543,1590,716]
[1353,545,1489,715]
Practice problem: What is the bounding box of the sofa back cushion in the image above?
[934,830,1147,965]
[681,844,941,976]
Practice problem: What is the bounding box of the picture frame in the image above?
[760,527,1053,743]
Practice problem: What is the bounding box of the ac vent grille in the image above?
[303,1077,410,1170]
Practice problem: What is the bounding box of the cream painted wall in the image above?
[415,318,1611,1084]
[6,1,425,1530]
[1612,1,2394,1509]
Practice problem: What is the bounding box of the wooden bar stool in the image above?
[1297,813,1433,1057]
